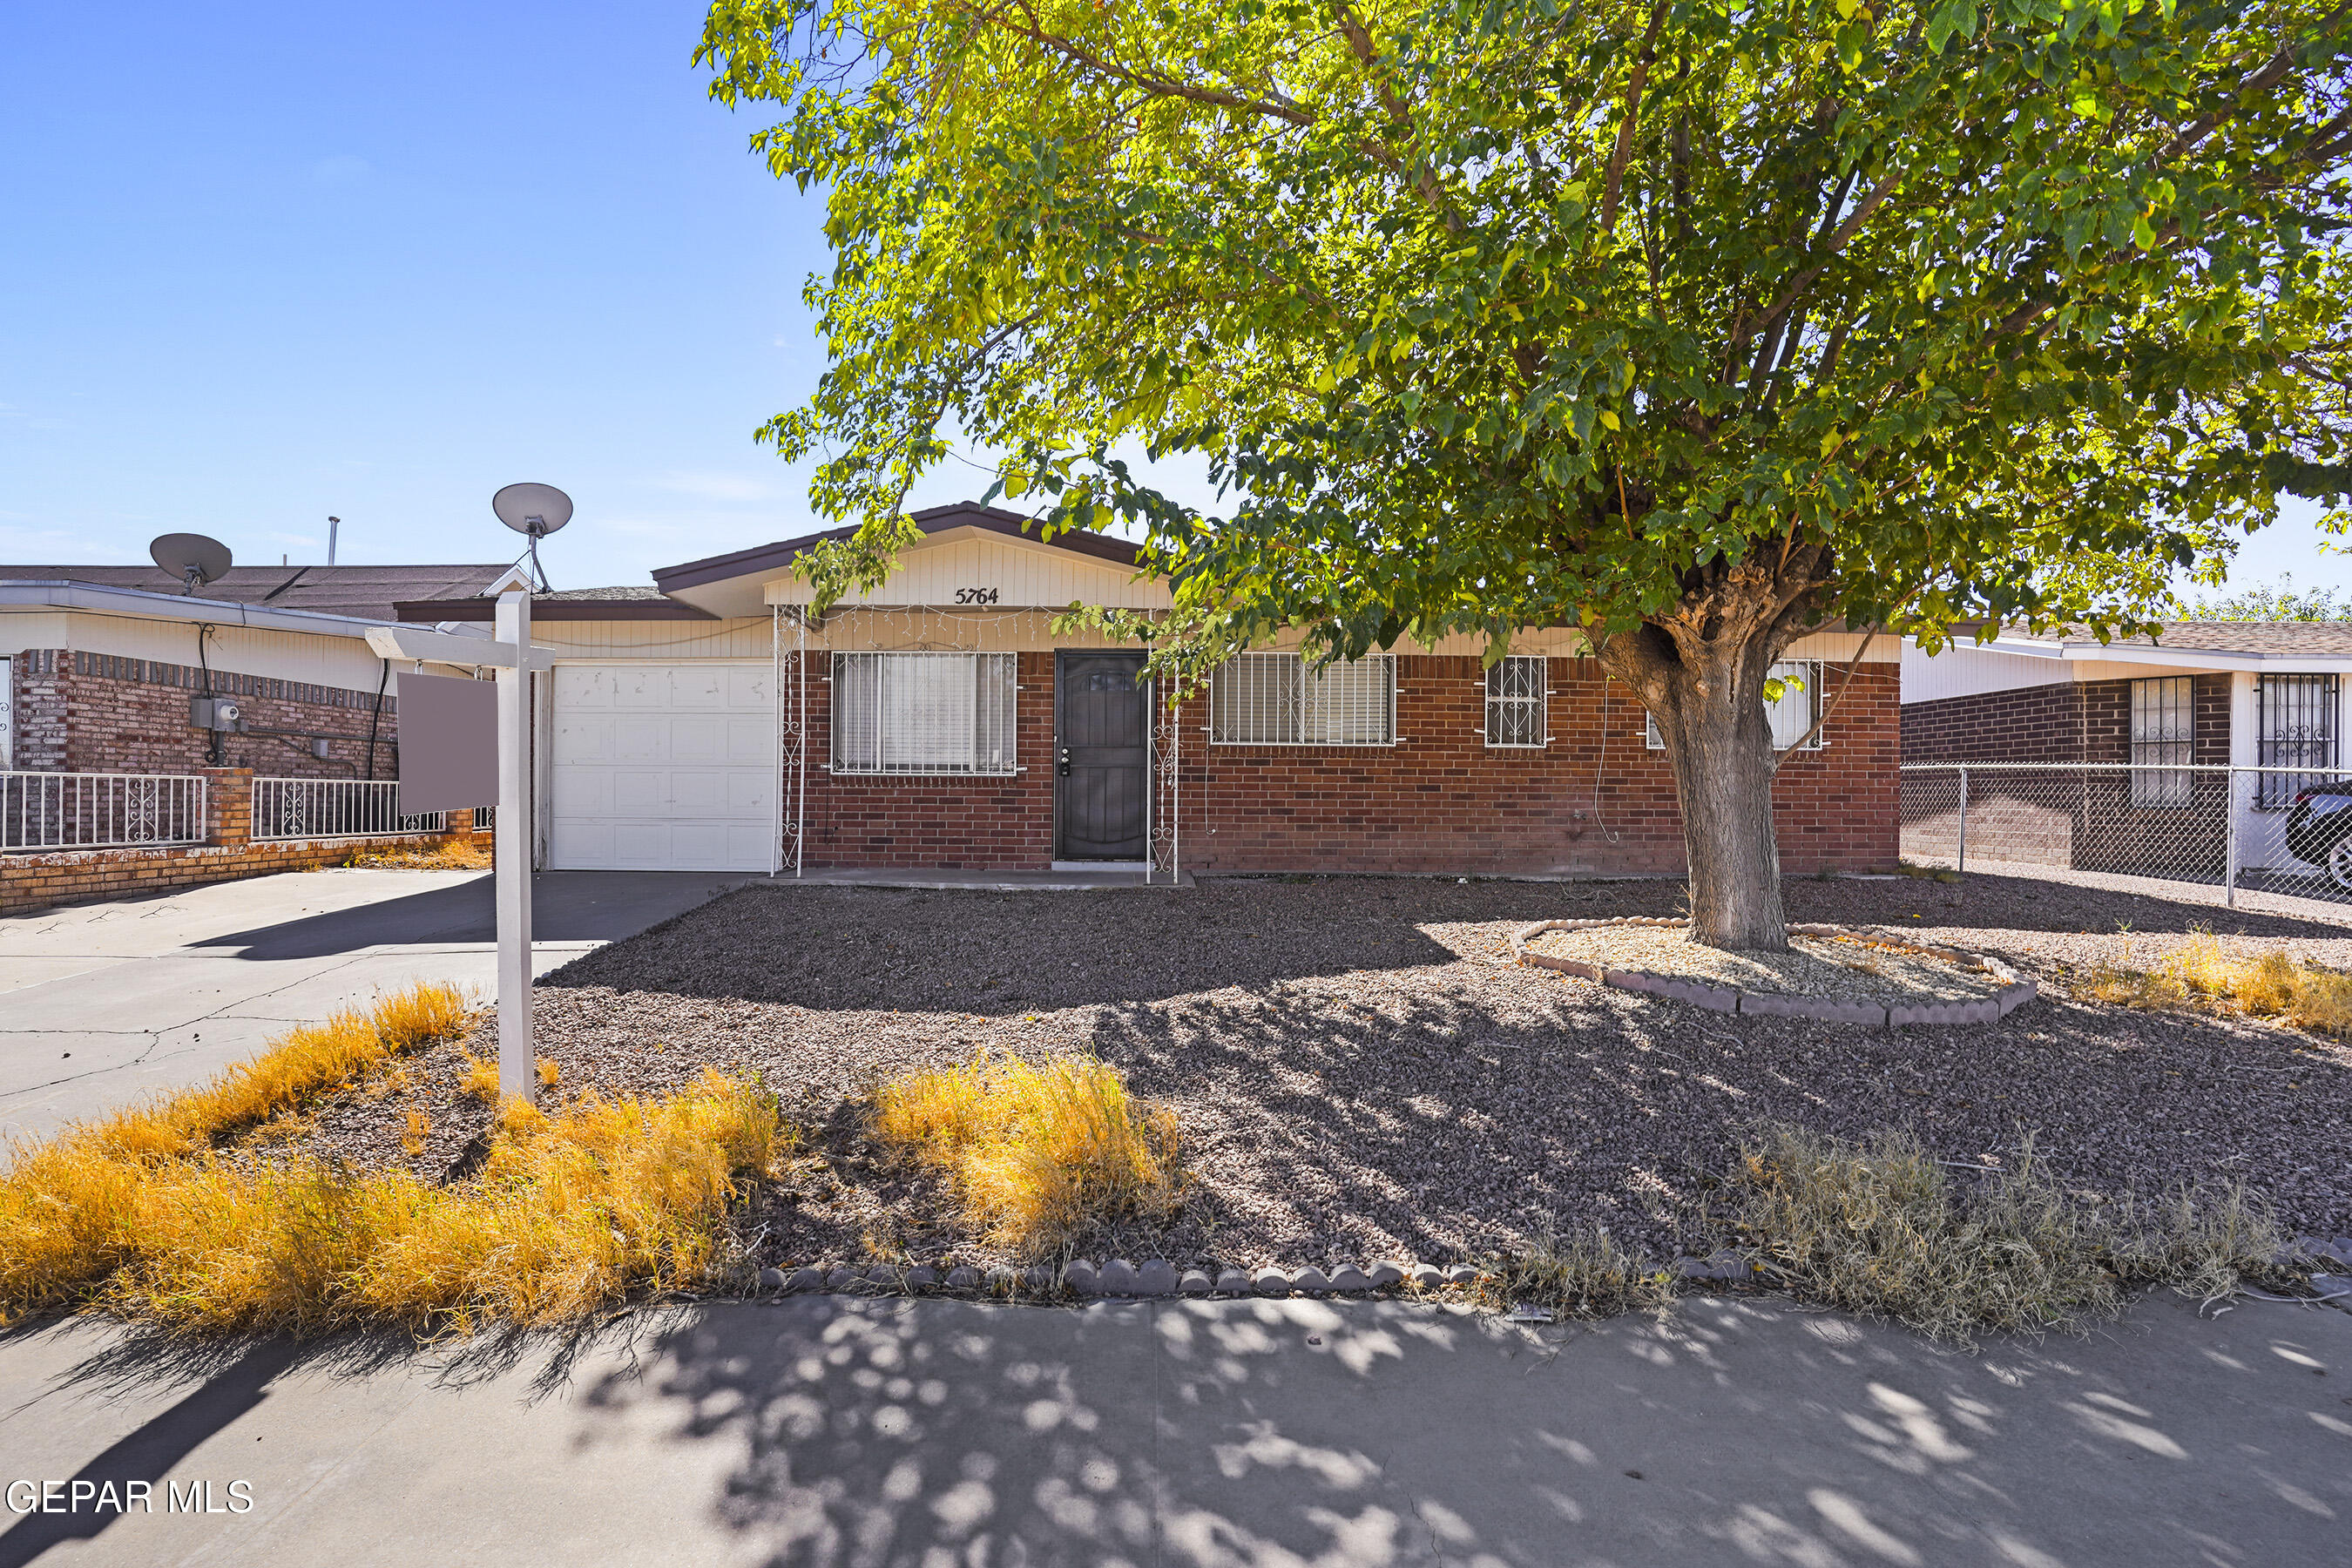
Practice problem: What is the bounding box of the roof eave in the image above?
[0,580,394,638]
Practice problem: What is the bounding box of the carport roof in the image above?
[0,563,513,621]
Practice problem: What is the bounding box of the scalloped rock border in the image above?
[1510,916,2038,1027]
[754,1251,1758,1302]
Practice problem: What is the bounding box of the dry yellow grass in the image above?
[344,840,492,872]
[1727,1125,2286,1344]
[873,1052,1185,1256]
[2085,931,2352,1037]
[537,1057,560,1089]
[460,1051,501,1102]
[401,1108,431,1157]
[78,984,470,1166]
[0,983,470,1321]
[0,1064,787,1335]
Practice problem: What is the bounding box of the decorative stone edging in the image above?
[1509,916,2038,1027]
[754,1251,1760,1301]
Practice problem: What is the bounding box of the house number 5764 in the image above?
[953,587,999,605]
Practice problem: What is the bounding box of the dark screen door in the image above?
[1056,651,1149,860]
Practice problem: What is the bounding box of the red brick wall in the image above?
[799,651,1058,870]
[1903,679,2083,762]
[1899,673,2232,765]
[1173,656,1898,876]
[6,649,398,779]
[784,650,1900,875]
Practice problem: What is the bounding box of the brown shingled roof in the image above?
[2013,620,2352,659]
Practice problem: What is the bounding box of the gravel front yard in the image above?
[294,871,2352,1273]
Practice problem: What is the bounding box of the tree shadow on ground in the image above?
[534,879,1657,1011]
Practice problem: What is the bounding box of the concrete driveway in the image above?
[0,868,753,1141]
[0,1290,2343,1567]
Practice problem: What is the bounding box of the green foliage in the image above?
[701,0,2352,674]
[2169,571,2352,620]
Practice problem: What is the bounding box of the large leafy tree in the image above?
[701,0,2352,948]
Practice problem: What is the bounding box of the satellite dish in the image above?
[150,533,233,595]
[491,483,572,538]
[491,483,571,593]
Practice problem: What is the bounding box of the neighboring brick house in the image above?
[3,562,514,911]
[1901,623,2352,878]
[1,563,510,779]
[396,503,1902,879]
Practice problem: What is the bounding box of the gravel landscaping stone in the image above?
[280,875,2352,1278]
[1527,923,2005,1001]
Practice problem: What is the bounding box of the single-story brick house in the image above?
[392,503,1901,878]
[1901,621,2351,878]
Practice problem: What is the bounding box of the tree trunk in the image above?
[1597,624,1792,951]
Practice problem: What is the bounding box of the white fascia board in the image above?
[1913,632,2352,674]
[0,580,395,639]
[365,624,554,671]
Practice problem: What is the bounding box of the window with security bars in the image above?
[2257,673,2338,808]
[1210,652,1396,745]
[2130,676,2194,807]
[1644,661,1825,751]
[831,652,1018,774]
[1484,656,1547,747]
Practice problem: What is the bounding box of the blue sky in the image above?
[1,0,2340,598]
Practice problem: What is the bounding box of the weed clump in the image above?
[873,1052,1185,1256]
[2081,931,2352,1037]
[1725,1125,2288,1344]
[1477,1227,1673,1318]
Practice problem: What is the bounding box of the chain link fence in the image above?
[1901,762,2352,914]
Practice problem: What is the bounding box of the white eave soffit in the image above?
[1929,634,2352,674]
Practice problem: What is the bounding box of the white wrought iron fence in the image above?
[251,777,443,841]
[1901,762,2352,909]
[1,769,208,851]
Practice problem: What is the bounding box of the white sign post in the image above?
[367,595,552,1103]
[493,588,534,1100]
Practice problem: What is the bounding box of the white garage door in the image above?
[550,664,774,871]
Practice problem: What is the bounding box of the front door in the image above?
[1055,651,1149,861]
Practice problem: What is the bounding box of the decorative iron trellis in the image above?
[1150,679,1182,882]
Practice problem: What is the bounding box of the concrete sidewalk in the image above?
[0,868,751,1140]
[0,1291,2343,1567]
